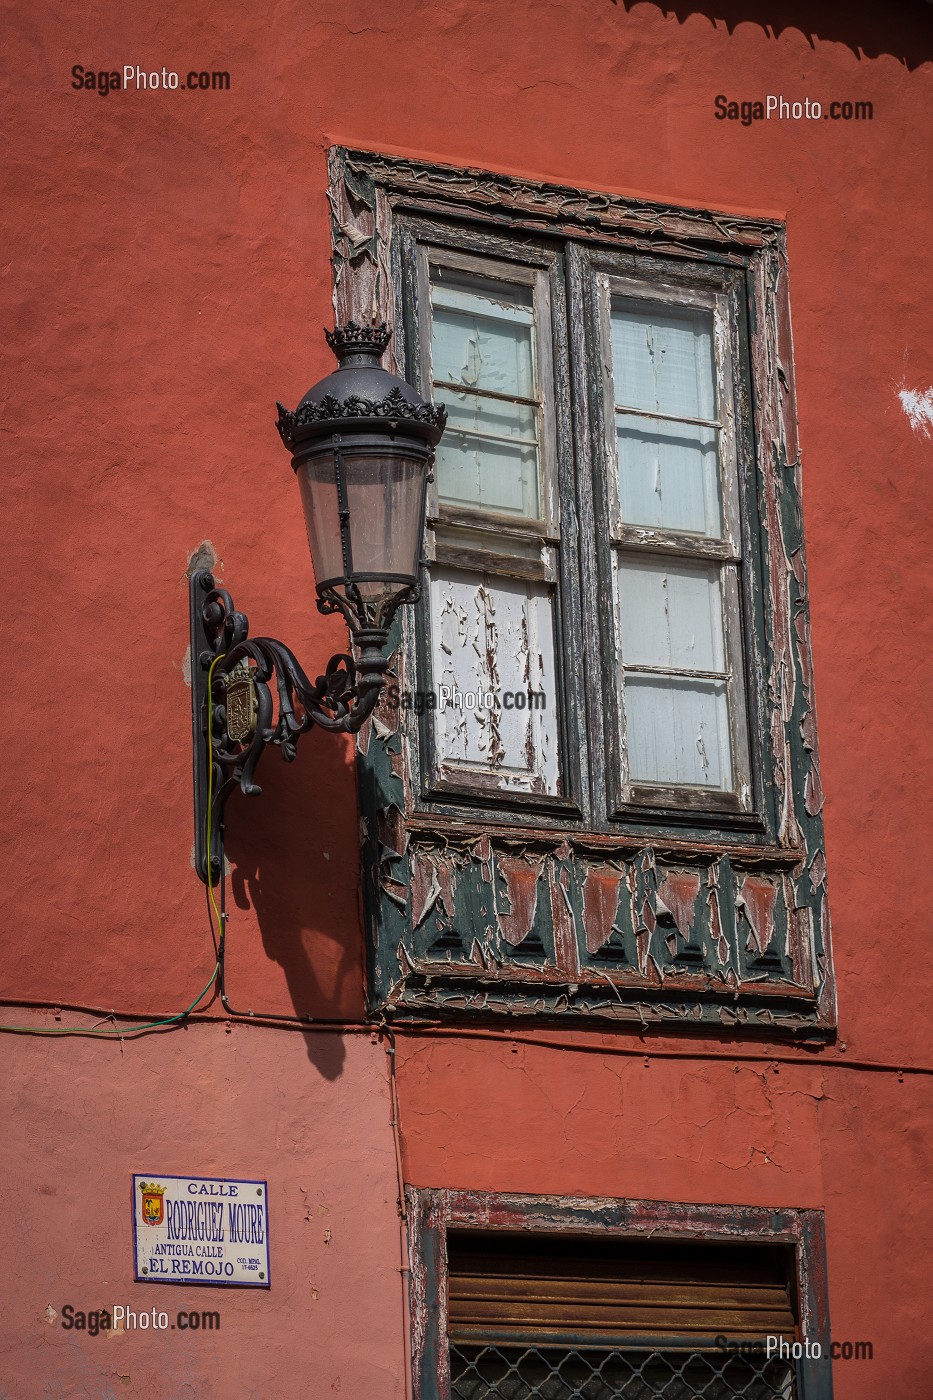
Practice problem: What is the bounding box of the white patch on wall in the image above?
[429,568,559,794]
[899,387,933,439]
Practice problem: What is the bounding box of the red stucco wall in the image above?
[1,1029,405,1397]
[2,3,931,1397]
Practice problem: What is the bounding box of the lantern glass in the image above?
[295,455,343,590]
[343,446,427,599]
[296,437,429,603]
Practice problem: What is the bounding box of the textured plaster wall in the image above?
[398,1040,933,1396]
[0,1028,404,1399]
[1,0,930,1053]
[2,2,931,1398]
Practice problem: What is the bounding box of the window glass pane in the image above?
[429,568,559,795]
[437,397,539,516]
[617,557,726,673]
[624,676,733,788]
[431,272,541,519]
[616,415,722,536]
[611,300,716,419]
[443,394,538,445]
[432,279,535,397]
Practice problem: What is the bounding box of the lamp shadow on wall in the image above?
[611,0,932,70]
[221,733,364,1081]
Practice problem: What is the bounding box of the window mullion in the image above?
[434,379,541,409]
[625,664,731,681]
[565,242,612,828]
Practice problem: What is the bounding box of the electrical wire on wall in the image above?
[210,819,315,1026]
[0,643,352,1038]
[0,969,220,1039]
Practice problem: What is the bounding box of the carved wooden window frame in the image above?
[407,225,578,811]
[330,147,834,1035]
[407,1190,833,1400]
[582,250,758,820]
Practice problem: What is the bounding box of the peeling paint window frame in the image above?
[407,1190,834,1400]
[329,148,833,1034]
[409,235,576,807]
[580,251,760,822]
[398,229,771,837]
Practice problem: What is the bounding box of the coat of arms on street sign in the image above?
[223,664,258,743]
[139,1181,165,1226]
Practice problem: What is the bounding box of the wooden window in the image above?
[415,246,567,802]
[400,228,765,830]
[447,1237,801,1398]
[407,1191,833,1400]
[330,148,833,1033]
[590,259,754,816]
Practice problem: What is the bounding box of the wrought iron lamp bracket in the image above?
[190,568,389,885]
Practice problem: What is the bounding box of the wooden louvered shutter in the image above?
[447,1232,798,1346]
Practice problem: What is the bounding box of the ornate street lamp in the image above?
[189,322,446,883]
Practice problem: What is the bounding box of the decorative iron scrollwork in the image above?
[275,387,447,451]
[190,568,390,883]
[324,320,392,357]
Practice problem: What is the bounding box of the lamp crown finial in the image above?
[325,321,392,361]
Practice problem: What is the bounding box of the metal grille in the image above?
[449,1344,796,1400]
